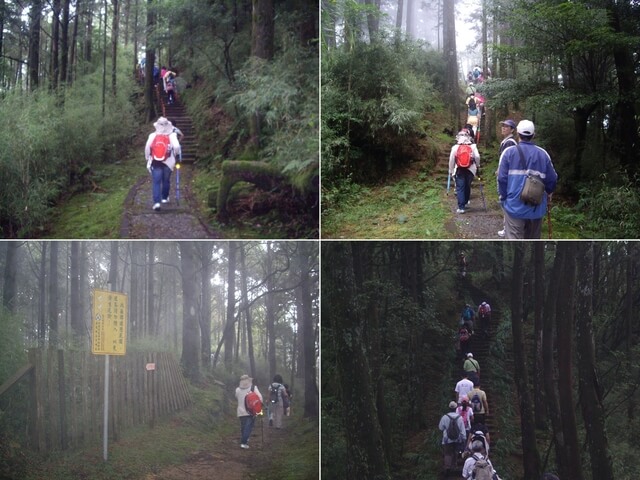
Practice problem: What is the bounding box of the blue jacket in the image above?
[498,140,558,219]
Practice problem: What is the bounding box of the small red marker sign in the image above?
[146,363,156,371]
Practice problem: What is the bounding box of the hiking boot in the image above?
[497,229,505,237]
[153,203,161,210]
[240,444,249,449]
[161,197,169,204]
[456,208,465,214]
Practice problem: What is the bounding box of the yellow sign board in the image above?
[92,289,128,355]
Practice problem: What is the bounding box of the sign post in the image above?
[92,288,128,462]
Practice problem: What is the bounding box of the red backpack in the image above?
[150,134,171,161]
[455,144,473,168]
[245,386,262,416]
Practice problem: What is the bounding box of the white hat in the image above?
[467,353,473,358]
[153,116,174,135]
[517,120,535,136]
[449,401,458,409]
[239,374,252,389]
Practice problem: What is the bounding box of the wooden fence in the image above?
[22,349,191,453]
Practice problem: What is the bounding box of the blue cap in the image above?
[500,119,517,129]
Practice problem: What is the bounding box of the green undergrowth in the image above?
[321,176,450,239]
[24,382,228,480]
[47,154,142,238]
[23,380,318,480]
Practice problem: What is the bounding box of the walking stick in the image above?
[547,195,553,239]
[447,173,451,195]
[479,181,487,212]
[175,153,181,206]
[261,411,264,450]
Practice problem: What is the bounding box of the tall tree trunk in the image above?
[240,244,257,377]
[364,0,380,40]
[576,242,614,480]
[111,0,119,95]
[68,0,80,83]
[533,243,546,429]
[3,242,19,313]
[145,0,156,121]
[60,0,70,84]
[28,0,43,90]
[323,242,390,479]
[555,243,584,480]
[38,242,47,347]
[249,0,274,146]
[179,242,200,382]
[198,242,213,369]
[297,242,318,419]
[442,0,458,127]
[266,243,277,377]
[51,0,61,89]
[607,1,639,176]
[224,242,237,367]
[147,243,155,337]
[511,243,541,479]
[69,242,83,341]
[48,242,59,346]
[395,0,403,31]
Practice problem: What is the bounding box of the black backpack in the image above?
[446,413,461,441]
[270,383,280,404]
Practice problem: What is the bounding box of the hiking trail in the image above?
[147,414,286,480]
[120,92,219,239]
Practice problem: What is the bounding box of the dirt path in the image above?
[436,152,505,239]
[120,96,219,239]
[145,416,286,480]
[120,165,217,239]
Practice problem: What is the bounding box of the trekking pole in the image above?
[447,173,451,195]
[261,411,264,450]
[175,153,181,206]
[479,181,487,212]
[547,195,553,239]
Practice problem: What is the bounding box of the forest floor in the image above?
[321,110,586,240]
[120,162,218,239]
[23,382,318,480]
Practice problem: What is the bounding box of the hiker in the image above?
[458,251,467,277]
[164,69,178,104]
[168,117,185,142]
[463,124,476,144]
[268,374,289,429]
[145,117,182,211]
[152,64,160,86]
[462,440,500,479]
[449,130,480,214]
[457,395,474,438]
[477,302,491,337]
[468,381,490,427]
[464,427,491,459]
[497,120,518,237]
[497,120,558,239]
[466,82,476,96]
[235,374,263,449]
[439,401,467,477]
[458,326,471,358]
[283,383,292,416]
[463,353,480,386]
[466,95,479,134]
[461,304,475,333]
[455,372,475,403]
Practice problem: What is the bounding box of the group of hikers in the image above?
[468,65,489,85]
[137,59,180,105]
[235,373,292,449]
[440,302,560,480]
[448,114,558,239]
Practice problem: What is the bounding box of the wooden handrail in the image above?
[0,363,34,397]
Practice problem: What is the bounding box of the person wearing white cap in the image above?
[449,130,481,214]
[439,400,467,477]
[497,119,558,238]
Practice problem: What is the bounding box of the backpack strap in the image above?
[515,144,527,170]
